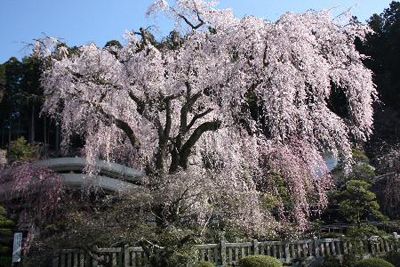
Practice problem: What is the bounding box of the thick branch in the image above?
[179,120,221,169]
[179,83,204,135]
[134,27,152,46]
[186,108,213,130]
[177,14,204,30]
[263,41,269,68]
[128,91,146,115]
[114,118,140,149]
[70,92,141,150]
[156,93,184,173]
[65,70,142,150]
[164,99,172,138]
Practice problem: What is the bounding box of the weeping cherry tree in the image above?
[38,0,376,234]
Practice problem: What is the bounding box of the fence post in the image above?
[52,250,59,267]
[313,236,319,258]
[369,236,377,256]
[123,244,129,267]
[394,232,399,252]
[252,239,259,255]
[341,235,348,255]
[220,237,226,266]
[284,242,290,264]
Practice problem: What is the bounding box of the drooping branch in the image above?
[95,105,141,150]
[63,88,141,150]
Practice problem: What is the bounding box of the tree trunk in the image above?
[43,116,47,156]
[55,123,60,156]
[7,120,11,150]
[1,125,4,147]
[30,104,35,143]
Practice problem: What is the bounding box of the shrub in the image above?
[342,254,360,267]
[194,261,215,267]
[321,256,341,267]
[385,251,400,267]
[354,258,394,267]
[239,255,282,267]
[8,137,38,162]
[0,205,14,256]
[346,225,387,239]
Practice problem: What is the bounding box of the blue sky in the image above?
[0,0,393,63]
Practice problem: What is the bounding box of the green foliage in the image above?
[354,258,394,267]
[0,64,5,104]
[385,251,400,267]
[364,2,400,114]
[238,255,282,267]
[346,225,387,239]
[0,55,55,151]
[0,205,14,258]
[0,256,11,267]
[321,256,341,267]
[194,261,215,267]
[260,173,293,217]
[350,149,376,181]
[341,253,360,267]
[323,149,378,225]
[8,136,38,162]
[331,149,375,186]
[159,31,183,50]
[104,40,122,49]
[338,180,386,225]
[28,193,205,267]
[353,148,370,162]
[360,1,400,151]
[146,227,199,267]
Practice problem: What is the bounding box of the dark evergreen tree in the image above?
[361,2,400,152]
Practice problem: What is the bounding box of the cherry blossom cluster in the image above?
[0,163,63,232]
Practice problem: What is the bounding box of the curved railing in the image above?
[34,157,145,193]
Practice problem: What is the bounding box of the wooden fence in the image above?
[52,233,400,267]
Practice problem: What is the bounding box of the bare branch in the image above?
[171,3,205,30]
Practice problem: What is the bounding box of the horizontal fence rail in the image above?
[52,233,400,267]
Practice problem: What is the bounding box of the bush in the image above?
[239,255,282,267]
[8,137,38,162]
[0,205,14,257]
[321,256,341,267]
[194,261,215,267]
[346,225,387,239]
[354,258,394,267]
[385,251,400,267]
[342,254,360,267]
